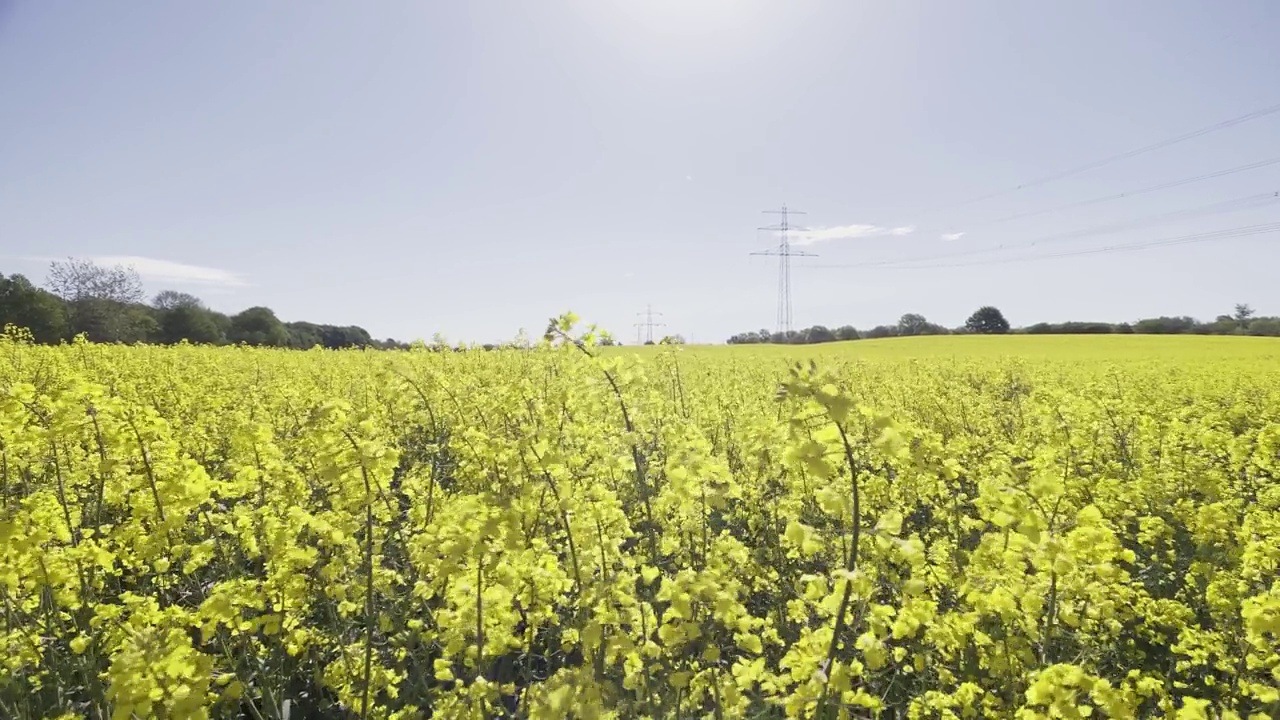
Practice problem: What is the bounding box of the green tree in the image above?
[285,322,373,349]
[1200,316,1241,335]
[1245,318,1280,336]
[802,325,836,344]
[158,305,226,344]
[834,325,860,341]
[228,307,290,346]
[1233,303,1255,326]
[285,321,325,349]
[153,290,203,311]
[320,325,372,349]
[150,291,226,344]
[1133,316,1197,334]
[863,325,899,339]
[965,306,1011,334]
[0,273,69,343]
[897,313,928,336]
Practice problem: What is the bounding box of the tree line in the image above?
[727,304,1280,344]
[7,260,1279,349]
[1,258,402,349]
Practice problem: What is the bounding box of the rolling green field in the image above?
[621,333,1280,363]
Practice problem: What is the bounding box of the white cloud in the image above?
[90,256,248,288]
[941,232,966,241]
[790,223,916,246]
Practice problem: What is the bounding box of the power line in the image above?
[972,156,1280,228]
[813,190,1280,270]
[950,100,1280,208]
[912,222,1280,269]
[750,205,814,335]
[818,222,1280,271]
[634,304,665,344]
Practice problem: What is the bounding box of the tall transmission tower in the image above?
[635,305,665,344]
[751,204,815,335]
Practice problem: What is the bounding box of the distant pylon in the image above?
[634,304,665,344]
[751,204,815,335]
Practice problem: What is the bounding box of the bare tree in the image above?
[46,258,144,303]
[45,258,150,342]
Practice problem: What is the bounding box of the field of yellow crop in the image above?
[1,321,1278,719]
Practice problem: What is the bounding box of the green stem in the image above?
[817,421,861,717]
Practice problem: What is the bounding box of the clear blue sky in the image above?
[2,1,1278,343]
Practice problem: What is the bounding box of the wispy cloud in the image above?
[91,256,248,288]
[941,232,966,241]
[790,223,916,246]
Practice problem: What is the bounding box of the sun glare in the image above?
[581,0,774,59]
